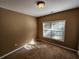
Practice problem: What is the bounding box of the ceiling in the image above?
[0,0,79,17]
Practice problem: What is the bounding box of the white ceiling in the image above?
[0,0,79,17]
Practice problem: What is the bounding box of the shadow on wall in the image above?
[0,8,37,56]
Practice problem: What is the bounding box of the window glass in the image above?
[43,20,65,42]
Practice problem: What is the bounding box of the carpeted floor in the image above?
[3,41,78,59]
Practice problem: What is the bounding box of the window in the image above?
[43,20,66,42]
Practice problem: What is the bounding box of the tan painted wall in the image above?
[37,8,79,50]
[0,8,37,56]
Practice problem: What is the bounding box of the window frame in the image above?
[42,20,66,42]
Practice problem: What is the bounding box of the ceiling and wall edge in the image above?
[0,7,79,18]
[0,7,35,18]
[37,7,79,18]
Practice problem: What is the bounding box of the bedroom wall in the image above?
[37,8,79,50]
[0,8,37,56]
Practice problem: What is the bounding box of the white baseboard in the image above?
[0,46,23,59]
[52,43,77,52]
[40,39,77,52]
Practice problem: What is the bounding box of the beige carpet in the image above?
[3,41,78,59]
